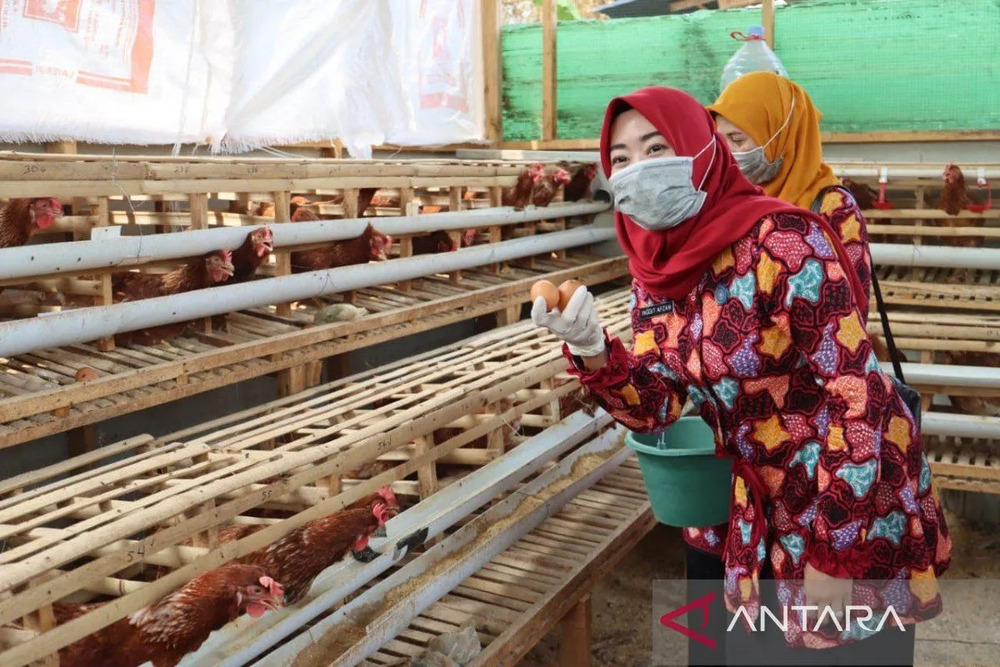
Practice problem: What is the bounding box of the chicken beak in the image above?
[373,525,387,538]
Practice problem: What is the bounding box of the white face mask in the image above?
[732,97,795,185]
[609,137,716,231]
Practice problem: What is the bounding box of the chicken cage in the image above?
[0,153,624,455]
[0,294,633,667]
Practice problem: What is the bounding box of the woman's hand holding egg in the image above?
[530,280,606,359]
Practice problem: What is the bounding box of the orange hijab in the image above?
[708,72,840,210]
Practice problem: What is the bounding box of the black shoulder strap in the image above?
[811,186,906,384]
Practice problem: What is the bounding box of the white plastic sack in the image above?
[219,0,408,159]
[385,0,486,146]
[0,0,485,156]
[0,0,232,145]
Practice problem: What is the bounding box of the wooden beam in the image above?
[542,0,558,142]
[45,140,77,154]
[481,0,503,145]
[821,130,1000,144]
[762,0,775,49]
[670,0,711,11]
[499,129,1000,151]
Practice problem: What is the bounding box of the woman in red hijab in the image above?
[532,87,950,666]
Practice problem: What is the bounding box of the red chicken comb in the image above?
[259,575,283,597]
[376,486,397,506]
[221,248,233,261]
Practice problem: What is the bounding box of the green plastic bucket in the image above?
[625,417,733,527]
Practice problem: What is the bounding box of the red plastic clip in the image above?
[873,167,894,210]
[967,168,992,213]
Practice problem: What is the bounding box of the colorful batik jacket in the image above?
[566,210,950,646]
[685,186,874,557]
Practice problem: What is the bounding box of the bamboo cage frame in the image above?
[823,166,1000,316]
[0,294,634,666]
[0,152,625,453]
[257,432,648,667]
[1,289,999,664]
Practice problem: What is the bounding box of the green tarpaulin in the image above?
[501,0,1000,141]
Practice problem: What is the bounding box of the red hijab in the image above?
[601,87,811,301]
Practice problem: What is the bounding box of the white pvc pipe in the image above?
[0,226,615,358]
[921,412,1000,439]
[456,148,603,164]
[870,243,1000,271]
[883,362,1000,389]
[831,165,1000,180]
[0,202,610,281]
[183,410,613,667]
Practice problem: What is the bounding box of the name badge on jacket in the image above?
[638,302,673,320]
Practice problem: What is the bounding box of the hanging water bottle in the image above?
[720,26,788,91]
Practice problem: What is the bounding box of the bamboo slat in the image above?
[0,293,634,665]
[0,255,629,450]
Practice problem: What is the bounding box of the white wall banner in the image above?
[0,0,232,146]
[0,0,486,156]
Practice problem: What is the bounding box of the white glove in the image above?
[531,284,606,357]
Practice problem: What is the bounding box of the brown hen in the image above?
[112,250,234,346]
[290,220,392,273]
[502,164,545,210]
[46,564,282,667]
[183,488,398,604]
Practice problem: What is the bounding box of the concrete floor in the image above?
[520,508,1000,667]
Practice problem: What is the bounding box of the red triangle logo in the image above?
[659,591,716,649]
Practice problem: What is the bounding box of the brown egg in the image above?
[75,366,99,382]
[557,280,584,312]
[530,280,559,310]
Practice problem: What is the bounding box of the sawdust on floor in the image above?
[292,620,367,667]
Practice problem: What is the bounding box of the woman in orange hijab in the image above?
[709,72,872,318]
[531,86,948,666]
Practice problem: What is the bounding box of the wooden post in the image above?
[495,304,522,327]
[189,193,213,333]
[481,0,503,145]
[489,185,503,274]
[188,193,209,230]
[449,187,464,284]
[399,187,415,291]
[762,0,775,50]
[542,0,558,141]
[231,192,251,214]
[20,574,58,666]
[68,425,99,464]
[273,190,310,398]
[93,196,116,353]
[273,191,292,318]
[322,187,362,381]
[278,363,308,397]
[413,435,438,500]
[341,188,360,305]
[560,594,592,667]
[398,236,414,292]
